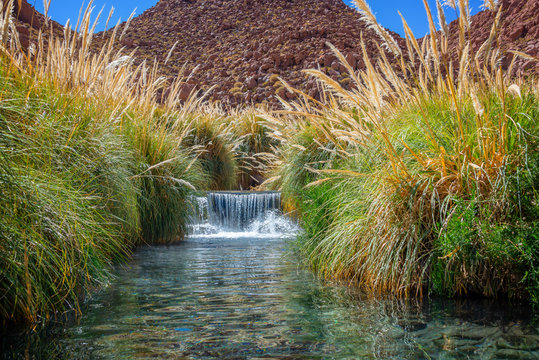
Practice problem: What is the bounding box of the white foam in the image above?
[188,194,300,239]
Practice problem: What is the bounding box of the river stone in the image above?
[457,326,503,340]
[396,320,427,332]
[493,348,539,359]
[497,335,539,351]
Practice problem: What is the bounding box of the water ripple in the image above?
[2,236,539,359]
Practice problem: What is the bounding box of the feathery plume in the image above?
[442,0,457,9]
[353,0,401,57]
[481,0,499,11]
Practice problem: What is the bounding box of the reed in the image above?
[227,109,277,189]
[0,70,138,323]
[179,112,238,190]
[0,0,226,325]
[266,0,538,300]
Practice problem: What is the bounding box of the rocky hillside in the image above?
[99,0,397,106]
[444,0,538,73]
[12,0,539,106]
[10,0,63,50]
[101,0,539,106]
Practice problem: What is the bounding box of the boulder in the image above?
[245,76,257,90]
[178,83,195,102]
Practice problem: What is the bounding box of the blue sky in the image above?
[33,0,483,36]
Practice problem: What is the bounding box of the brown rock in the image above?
[260,61,272,71]
[245,76,257,90]
[121,38,134,47]
[275,87,286,98]
[15,0,42,29]
[16,25,29,38]
[509,26,525,41]
[179,83,195,102]
[281,53,294,67]
[330,60,341,71]
[323,53,335,67]
[294,52,305,65]
[286,90,296,100]
[344,52,356,68]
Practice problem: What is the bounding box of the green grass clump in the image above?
[181,117,238,190]
[130,122,207,243]
[230,111,278,189]
[0,0,241,325]
[272,86,538,300]
[266,0,539,302]
[0,74,135,323]
[0,65,210,324]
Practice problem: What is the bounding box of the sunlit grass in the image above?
[0,0,233,324]
[265,0,538,301]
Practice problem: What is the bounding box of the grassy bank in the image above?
[1,0,538,329]
[0,51,211,325]
[265,0,538,302]
[0,1,252,325]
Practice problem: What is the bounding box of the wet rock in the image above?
[496,335,539,351]
[457,326,502,340]
[494,348,539,359]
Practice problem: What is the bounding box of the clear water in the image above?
[2,194,539,359]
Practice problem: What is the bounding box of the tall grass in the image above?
[180,113,238,190]
[0,0,228,325]
[228,109,277,189]
[265,0,538,301]
[0,71,139,323]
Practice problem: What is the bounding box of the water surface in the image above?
[1,192,538,359]
[2,235,539,359]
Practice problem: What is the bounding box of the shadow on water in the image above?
[2,193,538,359]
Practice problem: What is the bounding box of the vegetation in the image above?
[0,1,237,325]
[264,0,538,302]
[228,110,278,189]
[0,0,537,330]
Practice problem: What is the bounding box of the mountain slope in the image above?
[102,0,399,106]
[444,0,538,73]
[13,0,538,106]
[10,0,63,49]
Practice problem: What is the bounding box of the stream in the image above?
[1,192,538,359]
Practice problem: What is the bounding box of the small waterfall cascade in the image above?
[189,191,298,238]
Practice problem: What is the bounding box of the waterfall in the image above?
[189,191,298,238]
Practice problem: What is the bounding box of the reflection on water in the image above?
[2,235,539,359]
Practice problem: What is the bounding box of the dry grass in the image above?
[0,0,234,324]
[264,0,538,299]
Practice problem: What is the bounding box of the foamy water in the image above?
[188,192,300,239]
